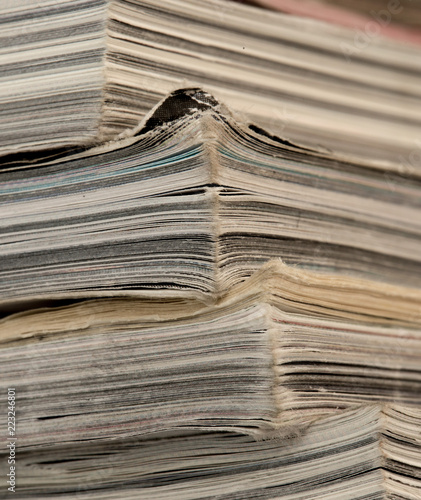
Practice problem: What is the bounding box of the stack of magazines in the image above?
[1,1,421,499]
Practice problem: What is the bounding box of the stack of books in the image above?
[1,1,421,499]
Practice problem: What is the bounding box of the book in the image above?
[2,0,421,167]
[2,89,421,314]
[9,405,421,499]
[1,260,420,440]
